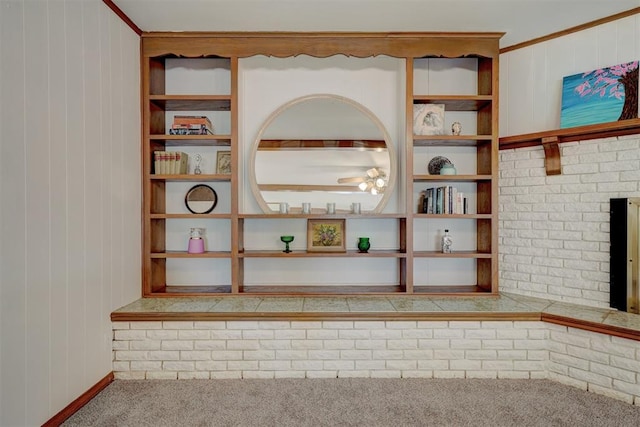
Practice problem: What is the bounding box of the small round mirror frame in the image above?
[185,184,218,214]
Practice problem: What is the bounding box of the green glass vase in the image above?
[357,237,371,253]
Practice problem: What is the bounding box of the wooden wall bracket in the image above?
[541,136,561,175]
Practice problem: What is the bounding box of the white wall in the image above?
[0,1,141,425]
[499,13,640,307]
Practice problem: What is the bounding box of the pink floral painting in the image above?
[560,61,638,128]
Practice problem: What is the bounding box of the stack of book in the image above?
[169,115,214,135]
[154,151,188,174]
[420,186,468,214]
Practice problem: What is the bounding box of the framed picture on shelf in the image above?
[216,151,231,174]
[307,219,346,252]
[413,103,445,135]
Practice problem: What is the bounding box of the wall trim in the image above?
[102,0,143,36]
[42,372,114,427]
[500,6,640,54]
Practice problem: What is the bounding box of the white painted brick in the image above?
[194,322,227,329]
[481,360,513,370]
[291,321,322,329]
[322,321,353,329]
[162,341,194,351]
[227,340,259,350]
[181,351,211,361]
[130,340,161,350]
[514,361,545,371]
[590,362,637,383]
[451,339,482,350]
[146,330,178,340]
[434,350,464,360]
[496,329,528,339]
[275,329,306,340]
[434,370,465,379]
[130,321,162,330]
[370,370,402,378]
[195,340,226,350]
[356,360,386,370]
[403,350,434,360]
[146,372,177,380]
[112,322,130,330]
[243,371,275,379]
[323,360,354,370]
[211,351,243,361]
[610,355,640,373]
[418,339,450,349]
[386,360,417,370]
[589,384,635,404]
[434,329,463,339]
[324,340,355,350]
[526,350,548,361]
[308,350,340,360]
[210,371,241,379]
[337,370,371,378]
[148,351,180,361]
[566,345,609,364]
[307,329,338,339]
[612,379,640,397]
[340,350,371,360]
[226,321,259,330]
[373,350,404,360]
[514,340,545,350]
[385,321,417,329]
[259,360,292,371]
[291,360,323,370]
[306,371,338,378]
[497,350,527,360]
[227,361,258,371]
[482,340,513,350]
[466,350,497,360]
[276,371,307,379]
[498,371,531,379]
[242,330,274,340]
[131,361,162,371]
[261,340,293,350]
[114,372,145,380]
[291,340,322,350]
[243,350,275,360]
[569,367,612,388]
[260,321,290,329]
[387,339,418,350]
[355,339,387,350]
[354,321,386,329]
[115,351,148,361]
[163,321,194,330]
[418,360,449,370]
[370,329,403,339]
[591,339,635,358]
[465,329,496,339]
[112,341,130,350]
[467,371,498,379]
[179,372,210,379]
[276,350,308,360]
[210,330,242,340]
[195,361,227,371]
[113,361,130,371]
[450,360,481,370]
[339,329,371,339]
[402,371,433,378]
[114,330,147,340]
[163,361,195,371]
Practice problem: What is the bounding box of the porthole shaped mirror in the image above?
[249,94,397,214]
[185,184,218,214]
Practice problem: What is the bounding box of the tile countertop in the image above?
[111,292,640,341]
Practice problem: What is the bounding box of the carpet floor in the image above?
[62,378,640,426]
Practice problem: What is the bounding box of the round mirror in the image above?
[249,94,396,214]
[185,184,218,214]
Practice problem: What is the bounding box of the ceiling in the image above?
[111,0,640,48]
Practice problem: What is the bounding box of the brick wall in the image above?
[499,135,640,307]
[112,320,640,405]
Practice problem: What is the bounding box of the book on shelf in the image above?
[153,151,188,175]
[420,186,468,214]
[169,115,214,135]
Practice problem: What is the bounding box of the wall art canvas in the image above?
[413,103,445,135]
[560,61,639,128]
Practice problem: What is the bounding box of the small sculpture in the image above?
[451,122,462,136]
[194,154,202,175]
[442,229,452,254]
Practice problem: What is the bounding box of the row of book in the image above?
[168,115,214,135]
[420,186,469,214]
[154,151,188,175]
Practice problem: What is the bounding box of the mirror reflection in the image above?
[185,184,218,214]
[250,94,396,214]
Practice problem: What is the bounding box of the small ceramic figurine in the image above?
[451,122,462,136]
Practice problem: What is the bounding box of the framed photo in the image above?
[307,219,346,252]
[413,103,445,135]
[216,151,231,174]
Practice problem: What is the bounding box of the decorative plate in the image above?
[428,156,453,175]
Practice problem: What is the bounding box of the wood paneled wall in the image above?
[0,1,140,425]
[500,13,640,137]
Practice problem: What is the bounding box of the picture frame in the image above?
[307,219,346,252]
[216,151,232,174]
[413,103,445,135]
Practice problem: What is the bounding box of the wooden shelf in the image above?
[150,134,232,146]
[413,174,491,182]
[413,250,492,258]
[242,285,404,295]
[149,95,231,111]
[413,95,492,111]
[150,251,232,258]
[413,135,493,146]
[150,174,231,181]
[149,213,231,219]
[413,214,492,219]
[239,250,407,258]
[499,119,640,175]
[239,213,406,219]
